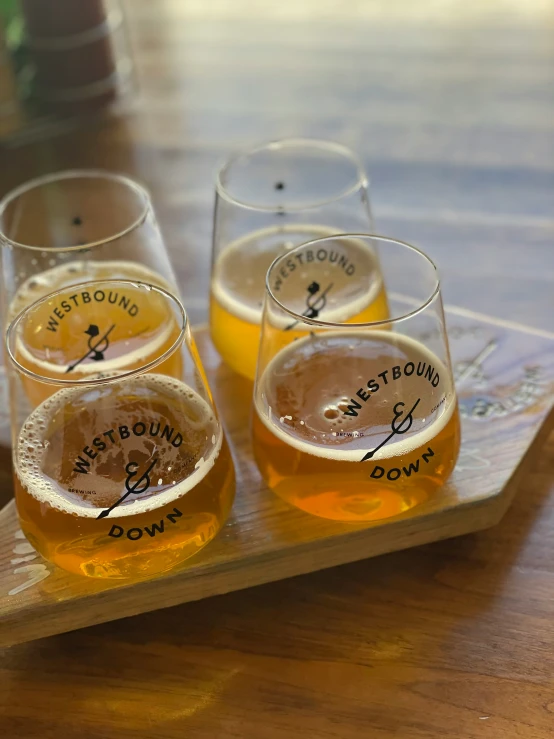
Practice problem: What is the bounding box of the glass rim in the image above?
[0,170,151,253]
[215,137,368,213]
[265,234,441,328]
[6,279,188,387]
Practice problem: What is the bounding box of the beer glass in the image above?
[0,170,176,333]
[252,235,461,522]
[7,280,235,579]
[210,139,388,380]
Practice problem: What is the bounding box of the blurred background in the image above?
[1,5,554,736]
[1,0,553,328]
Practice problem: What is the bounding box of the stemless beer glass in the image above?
[210,139,388,380]
[7,280,235,579]
[252,235,461,522]
[0,170,176,333]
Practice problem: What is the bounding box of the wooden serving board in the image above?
[0,306,553,648]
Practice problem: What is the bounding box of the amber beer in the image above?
[253,331,460,522]
[8,258,172,322]
[14,374,235,579]
[10,269,182,407]
[210,225,389,380]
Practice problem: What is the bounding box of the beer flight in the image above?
[0,140,460,581]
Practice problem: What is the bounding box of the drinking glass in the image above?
[7,279,235,579]
[210,138,388,380]
[0,170,177,334]
[252,235,461,522]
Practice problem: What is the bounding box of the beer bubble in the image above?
[8,259,174,326]
[15,373,223,517]
[255,329,456,462]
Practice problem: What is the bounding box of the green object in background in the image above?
[0,0,33,101]
[0,0,23,48]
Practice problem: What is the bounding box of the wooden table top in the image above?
[1,1,554,737]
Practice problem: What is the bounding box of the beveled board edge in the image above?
[0,306,553,647]
[0,405,552,648]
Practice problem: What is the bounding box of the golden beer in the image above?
[14,374,235,579]
[253,331,460,522]
[210,225,388,380]
[8,258,172,321]
[10,266,182,407]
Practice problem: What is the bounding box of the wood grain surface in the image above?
[1,314,552,650]
[1,1,554,737]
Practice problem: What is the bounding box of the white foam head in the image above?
[255,330,457,462]
[16,373,222,518]
[11,260,176,377]
[211,225,384,326]
[9,259,171,322]
[16,319,176,378]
